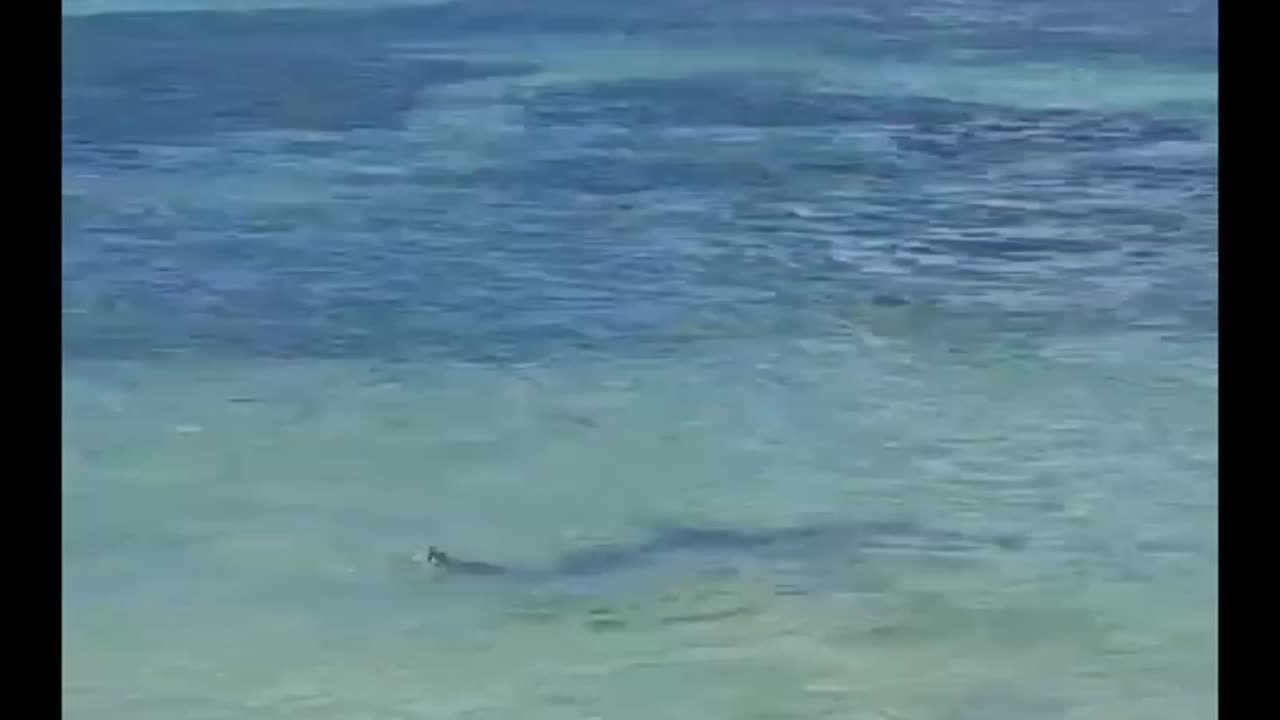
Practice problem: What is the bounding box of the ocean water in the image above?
[62,1,1218,718]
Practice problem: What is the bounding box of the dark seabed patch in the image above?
[63,10,538,145]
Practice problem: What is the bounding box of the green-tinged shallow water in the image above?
[63,332,1216,719]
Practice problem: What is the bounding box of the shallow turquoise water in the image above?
[62,333,1216,719]
[63,0,1216,717]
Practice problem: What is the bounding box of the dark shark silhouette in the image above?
[422,520,1024,578]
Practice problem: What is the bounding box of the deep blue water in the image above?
[63,0,1216,364]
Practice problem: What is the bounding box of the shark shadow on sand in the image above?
[416,519,1026,581]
